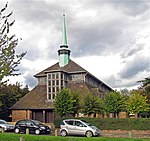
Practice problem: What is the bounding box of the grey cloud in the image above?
[120,43,144,58]
[105,74,139,89]
[84,0,149,16]
[104,75,122,88]
[17,64,37,88]
[24,73,37,89]
[107,0,149,16]
[9,0,147,58]
[119,55,150,79]
[10,0,62,27]
[69,20,126,57]
[16,42,43,61]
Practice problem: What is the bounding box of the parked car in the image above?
[60,119,100,137]
[14,119,51,135]
[0,119,14,131]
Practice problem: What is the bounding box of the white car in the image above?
[60,119,100,137]
[0,119,14,131]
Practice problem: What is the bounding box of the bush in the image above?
[54,118,150,130]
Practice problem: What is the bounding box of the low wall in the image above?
[101,130,150,138]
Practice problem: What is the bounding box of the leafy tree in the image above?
[126,90,149,117]
[54,88,80,118]
[0,83,29,120]
[104,91,125,118]
[0,3,26,83]
[138,77,150,87]
[83,94,104,117]
[138,77,150,100]
[71,90,80,116]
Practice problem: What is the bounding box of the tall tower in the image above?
[58,14,71,67]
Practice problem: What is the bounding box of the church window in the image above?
[52,74,55,79]
[47,72,68,101]
[52,80,55,86]
[56,73,59,79]
[48,81,51,86]
[56,80,59,85]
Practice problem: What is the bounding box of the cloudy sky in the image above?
[1,0,150,90]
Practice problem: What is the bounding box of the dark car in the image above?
[14,119,51,135]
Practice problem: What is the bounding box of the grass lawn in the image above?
[0,133,149,141]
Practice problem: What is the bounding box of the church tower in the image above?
[58,14,71,67]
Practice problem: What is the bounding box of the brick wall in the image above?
[12,110,29,122]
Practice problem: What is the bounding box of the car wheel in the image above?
[15,128,20,133]
[85,131,93,137]
[60,130,67,136]
[35,129,40,135]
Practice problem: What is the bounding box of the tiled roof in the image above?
[67,81,91,99]
[34,60,86,77]
[10,82,96,110]
[10,85,53,110]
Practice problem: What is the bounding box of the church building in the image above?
[10,15,112,123]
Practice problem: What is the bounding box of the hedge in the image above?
[54,118,150,130]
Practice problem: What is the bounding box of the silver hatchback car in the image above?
[60,119,100,137]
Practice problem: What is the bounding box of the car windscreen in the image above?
[81,120,92,126]
[33,120,43,125]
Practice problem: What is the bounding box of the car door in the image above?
[18,120,26,133]
[26,120,35,133]
[74,120,87,136]
[65,120,75,135]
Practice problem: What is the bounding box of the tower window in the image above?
[47,72,68,100]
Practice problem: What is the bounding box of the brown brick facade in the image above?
[12,110,31,122]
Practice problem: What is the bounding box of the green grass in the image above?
[0,133,149,141]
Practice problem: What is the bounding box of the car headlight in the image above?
[40,127,46,129]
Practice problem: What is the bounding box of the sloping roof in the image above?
[34,60,86,77]
[10,85,53,110]
[67,81,100,104]
[67,81,91,98]
[10,82,99,110]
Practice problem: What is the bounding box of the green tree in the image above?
[54,88,80,118]
[138,77,150,87]
[0,83,29,120]
[0,3,26,83]
[138,77,150,100]
[104,91,125,118]
[71,91,80,116]
[126,90,149,117]
[83,94,104,117]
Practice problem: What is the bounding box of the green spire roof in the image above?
[62,14,67,46]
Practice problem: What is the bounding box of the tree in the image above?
[54,88,80,118]
[0,3,26,83]
[0,83,29,120]
[138,77,150,87]
[83,94,104,117]
[126,90,149,118]
[138,77,150,100]
[104,91,125,118]
[71,90,80,116]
